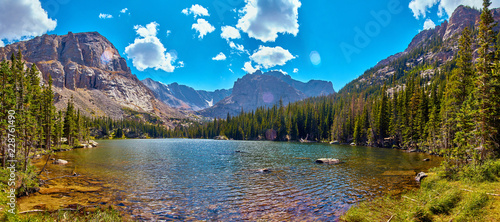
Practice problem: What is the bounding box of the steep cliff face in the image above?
[198,70,334,118]
[260,70,335,97]
[345,6,500,94]
[142,78,232,111]
[0,32,184,121]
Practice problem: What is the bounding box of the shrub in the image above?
[458,160,500,183]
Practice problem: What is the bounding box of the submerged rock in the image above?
[315,158,341,164]
[53,159,68,165]
[257,168,271,173]
[415,172,427,182]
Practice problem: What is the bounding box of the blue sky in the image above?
[1,0,498,91]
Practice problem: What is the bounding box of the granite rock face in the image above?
[345,6,500,94]
[142,78,232,111]
[198,70,335,118]
[0,32,183,121]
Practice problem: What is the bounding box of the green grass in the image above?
[341,159,500,222]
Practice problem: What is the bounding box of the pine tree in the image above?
[64,96,77,146]
[474,0,498,160]
[375,84,389,145]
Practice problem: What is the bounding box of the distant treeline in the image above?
[171,2,500,167]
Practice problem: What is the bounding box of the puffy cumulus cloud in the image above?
[0,40,4,47]
[221,26,241,40]
[125,22,180,72]
[120,8,128,13]
[293,68,298,73]
[192,18,215,39]
[409,0,500,19]
[182,4,209,18]
[423,18,436,30]
[212,52,227,61]
[408,0,439,19]
[242,61,260,73]
[134,22,158,37]
[250,46,295,69]
[237,0,301,42]
[99,13,113,19]
[0,0,57,42]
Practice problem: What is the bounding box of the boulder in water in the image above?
[315,158,341,164]
[53,159,68,165]
[258,168,271,173]
[415,172,427,182]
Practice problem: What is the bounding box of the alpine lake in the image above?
[19,139,442,221]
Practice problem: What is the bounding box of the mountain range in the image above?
[143,70,334,118]
[0,5,494,125]
[197,70,334,118]
[0,31,334,122]
[0,32,186,126]
[141,78,232,111]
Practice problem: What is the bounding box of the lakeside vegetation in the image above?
[342,159,500,221]
[1,1,499,221]
[0,51,127,220]
[173,1,500,164]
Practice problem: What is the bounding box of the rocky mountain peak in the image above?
[443,5,481,40]
[376,6,500,69]
[198,70,335,118]
[0,32,183,122]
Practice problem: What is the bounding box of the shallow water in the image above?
[20,139,442,221]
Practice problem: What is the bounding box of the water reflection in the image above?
[20,139,441,221]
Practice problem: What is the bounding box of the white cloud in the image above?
[409,0,500,19]
[120,8,128,13]
[271,69,288,75]
[221,26,241,40]
[125,22,180,72]
[229,41,248,54]
[134,22,158,37]
[408,0,439,19]
[438,0,500,17]
[192,18,215,39]
[166,30,171,37]
[99,13,113,19]
[237,0,301,42]
[182,4,210,18]
[0,40,4,47]
[250,46,295,69]
[293,68,298,73]
[242,61,260,73]
[212,52,227,61]
[423,18,436,30]
[0,0,57,42]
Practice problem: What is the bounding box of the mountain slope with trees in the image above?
[0,32,186,126]
[174,4,500,164]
